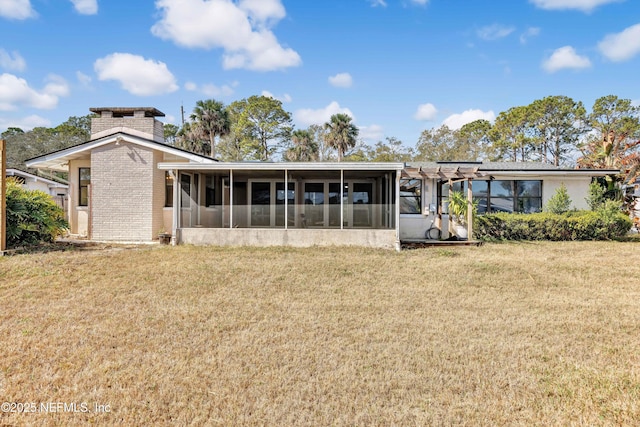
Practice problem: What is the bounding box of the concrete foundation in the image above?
[179,228,399,250]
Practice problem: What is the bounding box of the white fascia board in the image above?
[483,169,619,178]
[26,133,214,170]
[157,161,405,171]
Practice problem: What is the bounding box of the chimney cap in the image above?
[89,107,165,118]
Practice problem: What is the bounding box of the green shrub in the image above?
[5,177,68,248]
[475,210,632,241]
[545,183,572,214]
[586,181,606,210]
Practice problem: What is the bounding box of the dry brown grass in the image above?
[0,241,639,426]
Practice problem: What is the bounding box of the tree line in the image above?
[3,94,639,184]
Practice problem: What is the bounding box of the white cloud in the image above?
[410,0,429,5]
[70,0,97,14]
[0,49,26,71]
[0,114,50,132]
[184,81,235,97]
[76,71,92,86]
[542,46,592,72]
[359,124,384,142]
[442,109,495,130]
[414,103,438,121]
[294,101,354,126]
[43,74,70,97]
[0,73,68,110]
[598,23,640,62]
[261,90,292,102]
[520,27,541,44]
[477,24,515,41]
[0,0,36,19]
[151,0,301,72]
[529,0,623,12]
[94,53,179,96]
[328,72,353,88]
[238,0,284,24]
[369,0,387,7]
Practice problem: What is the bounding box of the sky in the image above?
[1,0,639,149]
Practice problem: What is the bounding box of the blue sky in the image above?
[1,0,639,148]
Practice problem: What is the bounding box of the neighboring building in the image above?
[26,106,620,249]
[6,168,69,197]
[6,168,69,213]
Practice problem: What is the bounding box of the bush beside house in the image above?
[475,209,631,241]
[5,177,68,248]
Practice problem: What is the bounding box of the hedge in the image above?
[474,211,632,241]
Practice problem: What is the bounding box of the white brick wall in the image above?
[91,117,164,142]
[90,142,156,241]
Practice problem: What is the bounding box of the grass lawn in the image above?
[1,241,639,426]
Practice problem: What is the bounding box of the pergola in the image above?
[402,165,485,239]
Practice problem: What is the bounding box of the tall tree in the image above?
[528,95,586,166]
[163,123,180,145]
[324,113,359,161]
[308,124,334,161]
[490,106,534,162]
[578,95,640,183]
[369,137,414,162]
[284,129,319,161]
[228,95,293,161]
[4,114,93,170]
[415,125,473,161]
[190,99,231,158]
[175,122,207,155]
[458,119,493,161]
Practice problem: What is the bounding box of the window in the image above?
[440,180,542,214]
[79,167,90,206]
[165,171,173,207]
[400,179,422,214]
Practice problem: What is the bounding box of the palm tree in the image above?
[323,113,359,161]
[190,99,230,158]
[284,129,318,161]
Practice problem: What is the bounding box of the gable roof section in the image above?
[25,132,216,171]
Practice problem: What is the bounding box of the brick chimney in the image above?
[89,107,165,143]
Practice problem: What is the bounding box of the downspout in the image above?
[171,170,178,245]
[88,184,92,240]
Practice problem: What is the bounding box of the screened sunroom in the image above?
[158,162,404,250]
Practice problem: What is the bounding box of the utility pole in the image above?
[1,139,6,254]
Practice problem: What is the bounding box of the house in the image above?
[25,106,620,249]
[6,168,69,213]
[6,168,69,197]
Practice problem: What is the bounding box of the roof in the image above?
[406,161,619,176]
[6,168,69,187]
[158,161,405,172]
[25,132,215,171]
[89,107,165,117]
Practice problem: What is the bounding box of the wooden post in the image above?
[1,139,6,253]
